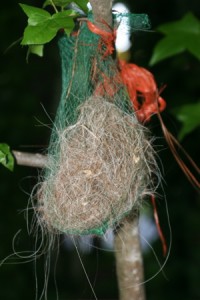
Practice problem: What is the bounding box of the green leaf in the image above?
[28,44,44,57]
[0,144,14,171]
[19,3,51,24]
[172,102,200,140]
[74,0,88,13]
[150,12,200,65]
[52,10,76,37]
[150,37,185,66]
[20,4,75,45]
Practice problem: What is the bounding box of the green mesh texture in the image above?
[39,14,153,236]
[56,12,151,129]
[52,12,150,137]
[48,20,132,157]
[56,27,98,128]
[113,13,150,31]
[47,23,132,235]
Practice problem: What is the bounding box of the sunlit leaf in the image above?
[74,0,88,13]
[150,12,200,65]
[20,4,75,45]
[19,3,50,24]
[0,144,14,171]
[172,102,200,140]
[28,44,44,57]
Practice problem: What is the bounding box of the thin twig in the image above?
[50,0,58,13]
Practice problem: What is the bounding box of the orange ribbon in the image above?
[119,59,166,122]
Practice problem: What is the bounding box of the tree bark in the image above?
[90,0,113,31]
[12,150,47,168]
[114,212,146,300]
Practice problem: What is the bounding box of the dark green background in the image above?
[0,0,200,299]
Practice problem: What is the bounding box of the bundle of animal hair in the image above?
[37,96,156,235]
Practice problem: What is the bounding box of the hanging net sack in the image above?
[36,14,159,236]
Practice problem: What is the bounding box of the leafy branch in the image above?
[150,12,200,66]
[1,1,90,170]
[150,12,200,140]
[20,0,88,57]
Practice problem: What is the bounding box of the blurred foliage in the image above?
[149,12,200,140]
[172,102,200,141]
[0,143,14,171]
[150,12,200,65]
[0,0,200,300]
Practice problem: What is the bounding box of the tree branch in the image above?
[90,0,113,31]
[12,150,47,168]
[114,212,146,300]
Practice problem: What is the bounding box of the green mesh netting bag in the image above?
[36,15,157,236]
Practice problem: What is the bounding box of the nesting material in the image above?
[37,96,156,235]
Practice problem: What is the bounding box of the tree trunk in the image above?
[114,212,146,300]
[90,0,113,30]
